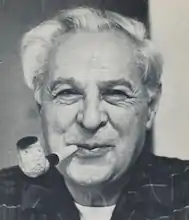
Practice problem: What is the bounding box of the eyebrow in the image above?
[98,79,136,92]
[49,77,137,93]
[49,77,83,91]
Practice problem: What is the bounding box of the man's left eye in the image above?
[102,89,132,104]
[105,89,128,96]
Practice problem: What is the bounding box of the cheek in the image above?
[41,102,80,154]
[42,102,80,133]
[107,104,147,135]
[108,105,148,177]
[106,102,148,151]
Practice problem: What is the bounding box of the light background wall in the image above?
[0,0,188,168]
[150,0,189,159]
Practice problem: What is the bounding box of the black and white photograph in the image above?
[0,0,189,219]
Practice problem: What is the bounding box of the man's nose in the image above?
[77,98,108,132]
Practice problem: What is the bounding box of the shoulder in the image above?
[150,153,189,175]
[0,165,23,180]
[151,154,189,196]
[140,153,189,187]
[0,166,25,206]
[137,151,189,173]
[0,166,26,220]
[143,153,189,208]
[132,152,189,204]
[122,153,189,219]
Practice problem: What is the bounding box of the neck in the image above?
[64,176,129,207]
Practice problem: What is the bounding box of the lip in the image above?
[73,144,114,158]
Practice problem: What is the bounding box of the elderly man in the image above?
[0,6,189,220]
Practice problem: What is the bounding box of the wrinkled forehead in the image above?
[48,31,142,85]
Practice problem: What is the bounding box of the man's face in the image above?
[40,31,150,186]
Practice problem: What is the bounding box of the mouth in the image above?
[72,144,114,158]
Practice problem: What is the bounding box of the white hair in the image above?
[21,7,163,95]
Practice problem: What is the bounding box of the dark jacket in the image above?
[0,151,189,220]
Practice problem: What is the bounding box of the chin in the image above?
[65,159,114,186]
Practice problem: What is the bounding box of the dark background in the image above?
[0,0,149,168]
[0,0,148,26]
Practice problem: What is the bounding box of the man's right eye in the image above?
[53,89,82,104]
[57,89,79,96]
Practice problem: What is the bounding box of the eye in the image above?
[53,89,82,104]
[56,89,80,97]
[104,89,128,96]
[102,89,132,104]
[102,89,132,98]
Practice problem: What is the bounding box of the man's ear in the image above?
[34,88,42,105]
[34,89,42,114]
[146,83,162,130]
[33,74,44,106]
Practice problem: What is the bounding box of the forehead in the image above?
[48,31,141,85]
